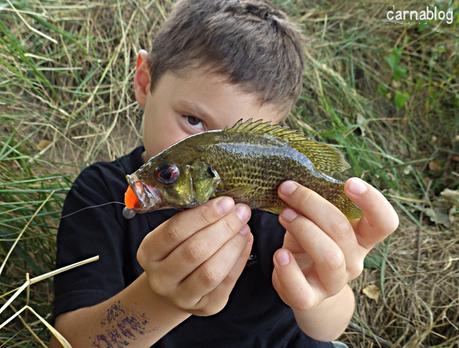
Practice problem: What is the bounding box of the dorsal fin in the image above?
[226,118,350,174]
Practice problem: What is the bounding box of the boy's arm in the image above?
[50,196,252,347]
[50,273,190,347]
[291,284,355,341]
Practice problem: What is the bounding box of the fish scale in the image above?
[124,119,362,220]
[208,144,328,211]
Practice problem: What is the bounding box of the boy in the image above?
[50,0,399,347]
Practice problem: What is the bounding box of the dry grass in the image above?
[350,215,458,347]
[0,0,458,347]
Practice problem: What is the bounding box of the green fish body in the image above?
[124,119,361,220]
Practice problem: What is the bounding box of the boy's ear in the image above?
[134,49,151,108]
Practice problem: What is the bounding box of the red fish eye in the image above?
[155,164,180,185]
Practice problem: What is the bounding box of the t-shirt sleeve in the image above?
[52,164,127,321]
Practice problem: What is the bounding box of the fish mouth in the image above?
[125,174,163,212]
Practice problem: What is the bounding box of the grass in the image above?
[0,0,458,346]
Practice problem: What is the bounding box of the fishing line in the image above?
[60,201,126,219]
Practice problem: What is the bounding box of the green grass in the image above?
[1,0,458,346]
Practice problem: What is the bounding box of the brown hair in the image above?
[148,0,305,113]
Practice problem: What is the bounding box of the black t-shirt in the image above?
[53,145,332,348]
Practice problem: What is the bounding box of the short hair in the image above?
[149,0,305,112]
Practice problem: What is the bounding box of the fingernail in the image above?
[279,181,297,195]
[217,197,234,215]
[276,250,290,266]
[348,178,367,195]
[136,54,142,68]
[239,225,249,236]
[280,208,298,222]
[235,204,250,221]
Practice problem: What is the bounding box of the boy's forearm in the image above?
[293,284,355,342]
[50,272,190,347]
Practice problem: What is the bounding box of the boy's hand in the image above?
[137,197,253,317]
[272,178,399,312]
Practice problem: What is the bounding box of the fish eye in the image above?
[155,163,180,185]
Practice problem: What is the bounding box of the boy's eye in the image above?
[186,116,201,125]
[183,115,205,131]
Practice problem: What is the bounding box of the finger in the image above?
[283,230,304,253]
[344,178,399,250]
[278,181,364,259]
[277,214,348,296]
[141,196,236,262]
[157,204,251,285]
[220,231,253,289]
[283,231,315,272]
[175,226,252,308]
[272,249,316,310]
[192,232,254,316]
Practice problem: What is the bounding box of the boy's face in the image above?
[134,51,287,161]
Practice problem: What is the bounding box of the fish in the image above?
[123,119,362,220]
